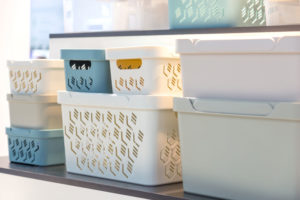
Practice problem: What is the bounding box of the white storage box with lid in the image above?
[58,91,181,185]
[176,35,300,101]
[7,59,65,95]
[106,46,182,96]
[174,97,300,200]
[7,94,62,129]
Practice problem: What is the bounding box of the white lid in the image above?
[176,35,300,54]
[105,46,179,60]
[7,94,58,103]
[7,59,64,68]
[173,97,300,121]
[58,91,173,110]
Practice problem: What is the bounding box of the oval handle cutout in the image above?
[117,59,142,70]
[70,60,91,70]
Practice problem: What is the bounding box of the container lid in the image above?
[7,59,64,68]
[61,49,106,60]
[6,127,63,139]
[105,46,179,60]
[176,35,300,54]
[58,91,173,110]
[173,97,300,121]
[7,94,58,103]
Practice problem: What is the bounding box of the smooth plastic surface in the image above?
[106,46,182,96]
[61,49,112,93]
[265,0,300,25]
[174,97,300,200]
[6,127,65,166]
[176,35,300,101]
[168,0,266,29]
[7,59,65,95]
[7,94,62,129]
[58,91,181,186]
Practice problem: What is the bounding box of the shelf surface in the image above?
[0,157,222,200]
[50,25,300,38]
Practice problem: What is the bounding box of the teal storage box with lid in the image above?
[61,49,112,93]
[6,127,65,166]
[168,0,266,29]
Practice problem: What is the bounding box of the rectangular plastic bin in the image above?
[168,0,266,29]
[61,49,112,93]
[58,91,182,185]
[264,0,300,26]
[7,59,65,95]
[6,127,65,166]
[177,35,300,101]
[7,94,62,129]
[106,46,182,96]
[174,97,300,200]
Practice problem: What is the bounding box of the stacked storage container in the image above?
[174,35,300,200]
[59,47,183,185]
[168,0,266,29]
[6,60,65,166]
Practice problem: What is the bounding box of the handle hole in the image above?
[70,60,92,70]
[117,59,142,70]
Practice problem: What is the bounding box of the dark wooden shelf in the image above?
[50,25,300,38]
[0,157,222,200]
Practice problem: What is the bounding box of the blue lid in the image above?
[6,127,63,139]
[61,49,106,61]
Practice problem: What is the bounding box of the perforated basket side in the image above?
[64,107,145,178]
[160,129,182,179]
[111,59,182,95]
[169,0,231,28]
[8,136,40,165]
[9,68,43,94]
[240,0,266,26]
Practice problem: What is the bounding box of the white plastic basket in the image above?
[58,91,182,185]
[176,35,300,101]
[264,0,300,25]
[7,94,62,129]
[174,97,300,200]
[63,0,168,32]
[106,46,182,96]
[7,60,65,95]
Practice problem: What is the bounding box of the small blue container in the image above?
[61,49,112,93]
[6,127,65,166]
[168,0,266,29]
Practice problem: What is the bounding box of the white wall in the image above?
[0,0,30,156]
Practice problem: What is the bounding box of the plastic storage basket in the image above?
[168,0,266,29]
[174,97,300,200]
[61,49,112,93]
[106,46,182,96]
[6,127,65,166]
[58,91,182,185]
[7,60,65,95]
[264,0,300,25]
[176,35,300,101]
[7,94,62,129]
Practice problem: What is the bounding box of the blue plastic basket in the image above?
[6,127,65,166]
[168,0,266,29]
[61,49,112,93]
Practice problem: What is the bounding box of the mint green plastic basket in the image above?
[168,0,266,29]
[6,127,65,166]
